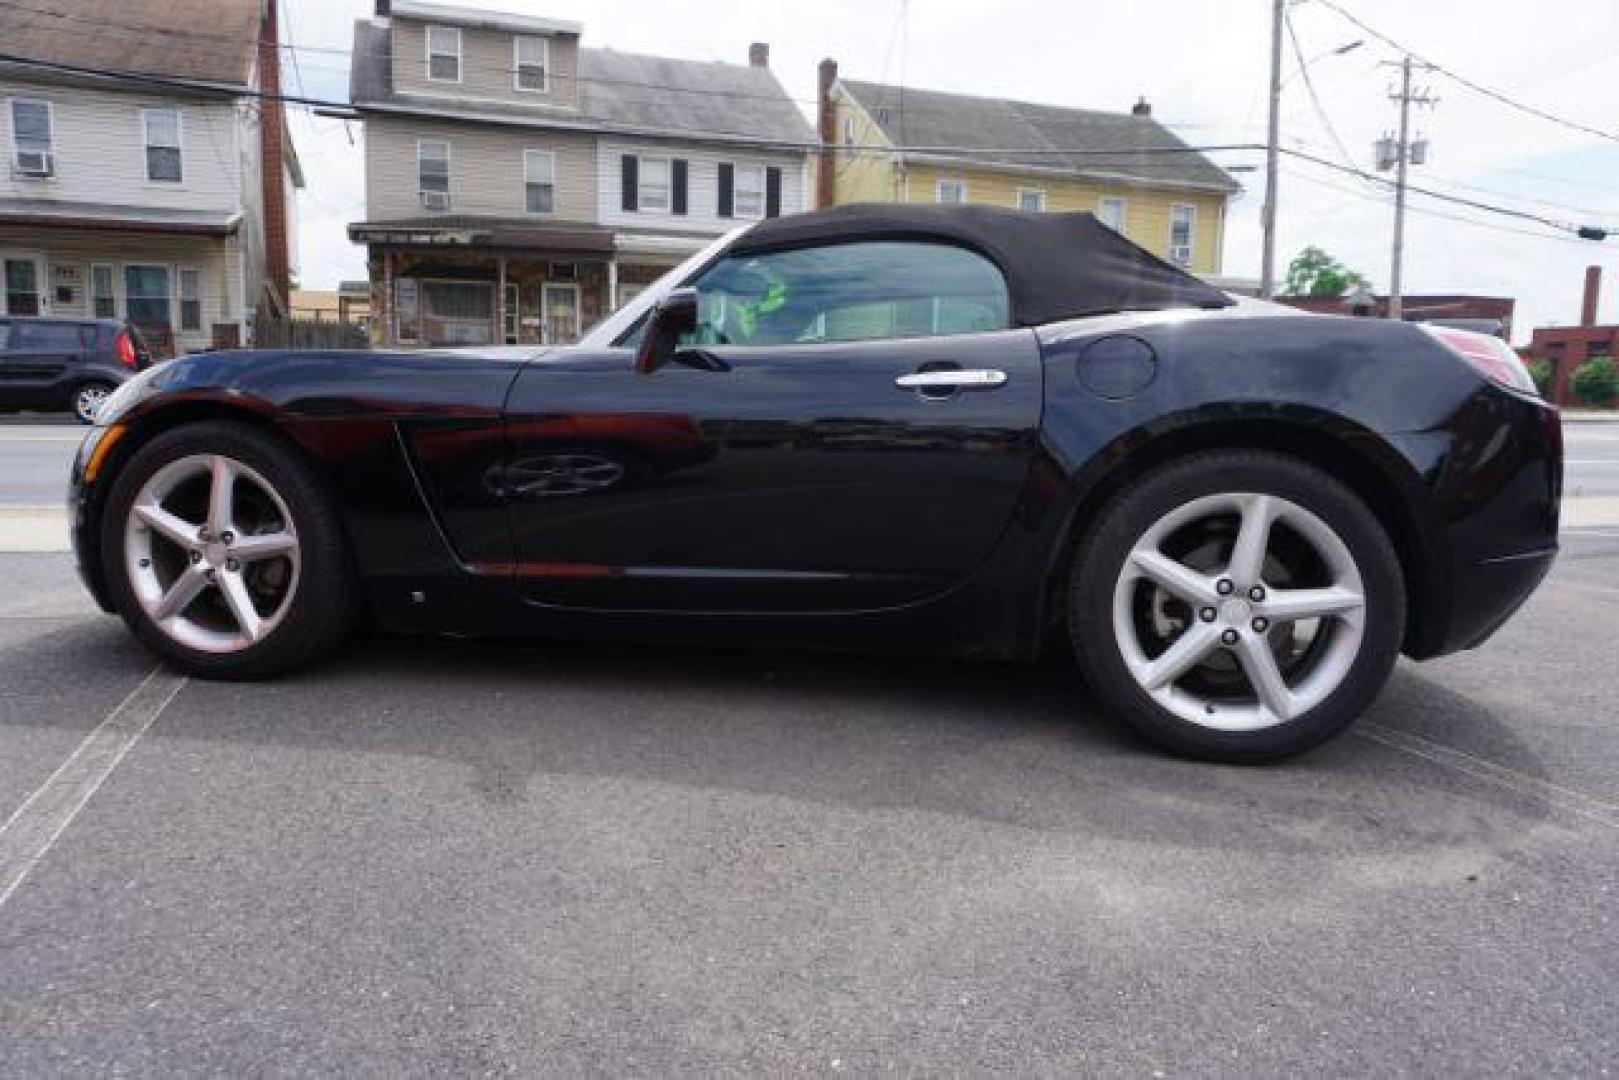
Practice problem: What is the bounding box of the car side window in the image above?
[12,322,89,350]
[689,241,1009,348]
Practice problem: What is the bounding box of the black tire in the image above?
[101,420,360,678]
[72,380,116,424]
[1068,450,1405,763]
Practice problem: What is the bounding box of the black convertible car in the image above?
[70,205,1561,762]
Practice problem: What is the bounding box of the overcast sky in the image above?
[283,0,1619,343]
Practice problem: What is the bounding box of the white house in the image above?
[0,0,300,354]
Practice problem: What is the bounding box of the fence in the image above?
[252,317,369,351]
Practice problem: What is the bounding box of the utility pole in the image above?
[1260,0,1284,298]
[1381,57,1436,321]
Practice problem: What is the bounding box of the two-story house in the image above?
[0,0,301,355]
[816,64,1239,278]
[347,1,813,348]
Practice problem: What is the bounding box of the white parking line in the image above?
[0,666,188,910]
[1358,724,1619,830]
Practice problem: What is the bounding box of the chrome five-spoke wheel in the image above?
[124,453,300,654]
[1113,492,1365,731]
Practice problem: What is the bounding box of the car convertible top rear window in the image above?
[731,203,1232,326]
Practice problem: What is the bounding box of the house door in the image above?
[503,282,520,345]
[2,254,45,316]
[541,283,580,344]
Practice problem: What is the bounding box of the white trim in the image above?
[540,281,581,343]
[1097,195,1127,233]
[636,154,672,215]
[733,162,766,220]
[935,177,967,204]
[176,266,203,332]
[140,106,184,185]
[1015,187,1046,213]
[392,0,580,36]
[89,262,118,319]
[7,97,55,177]
[424,24,462,84]
[416,138,451,209]
[1168,202,1196,266]
[0,251,47,316]
[513,36,551,94]
[523,147,556,215]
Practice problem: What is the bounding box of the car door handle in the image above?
[894,369,1008,390]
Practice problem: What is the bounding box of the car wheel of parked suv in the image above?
[1069,451,1406,763]
[72,381,116,424]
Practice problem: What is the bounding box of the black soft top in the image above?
[731,203,1233,326]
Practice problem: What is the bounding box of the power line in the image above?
[1283,8,1362,178]
[1310,0,1619,145]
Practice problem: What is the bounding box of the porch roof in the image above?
[349,217,617,257]
[0,199,240,236]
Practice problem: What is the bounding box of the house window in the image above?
[124,265,171,330]
[524,149,555,213]
[514,37,549,92]
[426,26,461,82]
[1097,196,1126,233]
[936,178,966,204]
[9,99,53,175]
[418,140,449,208]
[143,109,182,183]
[638,157,671,213]
[734,164,765,219]
[1016,188,1046,213]
[3,257,41,316]
[178,269,201,331]
[1169,203,1196,265]
[842,115,854,156]
[91,264,116,318]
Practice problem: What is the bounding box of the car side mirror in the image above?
[635,287,698,374]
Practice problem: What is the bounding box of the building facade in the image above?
[0,0,300,355]
[348,2,812,348]
[1526,267,1615,406]
[816,67,1238,279]
[1276,292,1516,339]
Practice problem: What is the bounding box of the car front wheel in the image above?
[72,381,116,424]
[101,420,358,678]
[1069,450,1406,762]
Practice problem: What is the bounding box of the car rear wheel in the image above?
[72,381,115,424]
[101,421,359,678]
[1069,451,1405,762]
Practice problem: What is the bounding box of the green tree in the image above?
[1572,356,1618,406]
[1283,246,1372,299]
[1527,358,1553,398]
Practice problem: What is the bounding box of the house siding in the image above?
[391,18,580,111]
[596,139,807,235]
[0,81,242,214]
[825,92,901,205]
[0,225,236,353]
[363,117,596,221]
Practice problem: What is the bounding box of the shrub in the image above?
[1527,359,1553,398]
[1572,356,1618,406]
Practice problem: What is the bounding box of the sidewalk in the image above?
[1564,409,1619,423]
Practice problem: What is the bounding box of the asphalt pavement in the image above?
[0,414,1617,1073]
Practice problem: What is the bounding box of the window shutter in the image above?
[765,167,782,218]
[671,159,688,215]
[717,162,734,218]
[621,154,638,212]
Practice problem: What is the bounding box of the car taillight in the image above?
[116,330,138,369]
[1421,325,1538,396]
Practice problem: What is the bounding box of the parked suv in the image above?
[0,316,153,423]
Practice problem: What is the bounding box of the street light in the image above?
[1280,39,1364,88]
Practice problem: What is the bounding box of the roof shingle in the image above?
[0,0,261,87]
[840,79,1238,192]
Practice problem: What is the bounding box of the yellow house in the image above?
[818,72,1239,278]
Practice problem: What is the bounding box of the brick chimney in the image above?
[749,42,769,68]
[1131,96,1152,117]
[258,0,291,316]
[1581,265,1602,326]
[816,58,838,209]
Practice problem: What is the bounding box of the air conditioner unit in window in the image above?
[15,150,54,177]
[1170,244,1193,266]
[421,190,450,211]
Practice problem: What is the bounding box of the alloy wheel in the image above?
[1111,492,1366,732]
[123,453,301,653]
[74,383,112,423]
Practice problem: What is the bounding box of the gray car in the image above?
[0,316,153,423]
